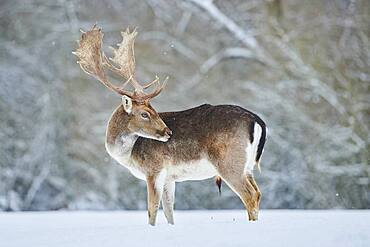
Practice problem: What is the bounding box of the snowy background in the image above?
[0,0,369,212]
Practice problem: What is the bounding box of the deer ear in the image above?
[122,95,133,114]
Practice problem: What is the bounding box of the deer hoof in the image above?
[248,209,259,221]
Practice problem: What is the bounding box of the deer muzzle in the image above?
[156,127,172,142]
[164,127,172,137]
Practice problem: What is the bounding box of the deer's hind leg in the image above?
[208,137,260,221]
[217,163,260,221]
[247,174,261,208]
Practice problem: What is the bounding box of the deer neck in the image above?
[105,105,138,164]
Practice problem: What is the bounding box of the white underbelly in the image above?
[167,158,218,182]
[107,143,218,182]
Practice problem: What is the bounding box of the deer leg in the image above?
[219,170,259,221]
[231,177,259,221]
[146,170,166,226]
[162,181,175,225]
[247,174,261,208]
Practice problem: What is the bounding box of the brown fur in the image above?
[131,104,255,166]
[106,102,266,224]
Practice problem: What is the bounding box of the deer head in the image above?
[73,25,172,142]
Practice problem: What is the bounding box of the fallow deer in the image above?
[73,25,267,225]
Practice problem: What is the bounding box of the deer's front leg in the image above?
[162,181,175,225]
[146,170,166,226]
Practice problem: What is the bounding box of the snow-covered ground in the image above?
[1,210,369,247]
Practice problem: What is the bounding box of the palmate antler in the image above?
[73,24,168,102]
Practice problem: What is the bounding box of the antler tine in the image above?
[73,25,134,97]
[143,76,160,89]
[137,76,169,101]
[121,74,134,90]
[103,54,147,95]
[102,53,129,79]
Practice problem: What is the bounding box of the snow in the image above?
[1,210,369,247]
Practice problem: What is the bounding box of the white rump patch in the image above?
[244,123,262,174]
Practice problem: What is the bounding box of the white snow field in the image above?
[1,210,369,247]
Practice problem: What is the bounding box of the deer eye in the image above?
[141,112,150,119]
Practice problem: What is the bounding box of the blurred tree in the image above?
[0,0,368,211]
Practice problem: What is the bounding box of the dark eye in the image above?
[141,112,150,119]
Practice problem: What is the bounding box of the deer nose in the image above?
[164,127,172,136]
